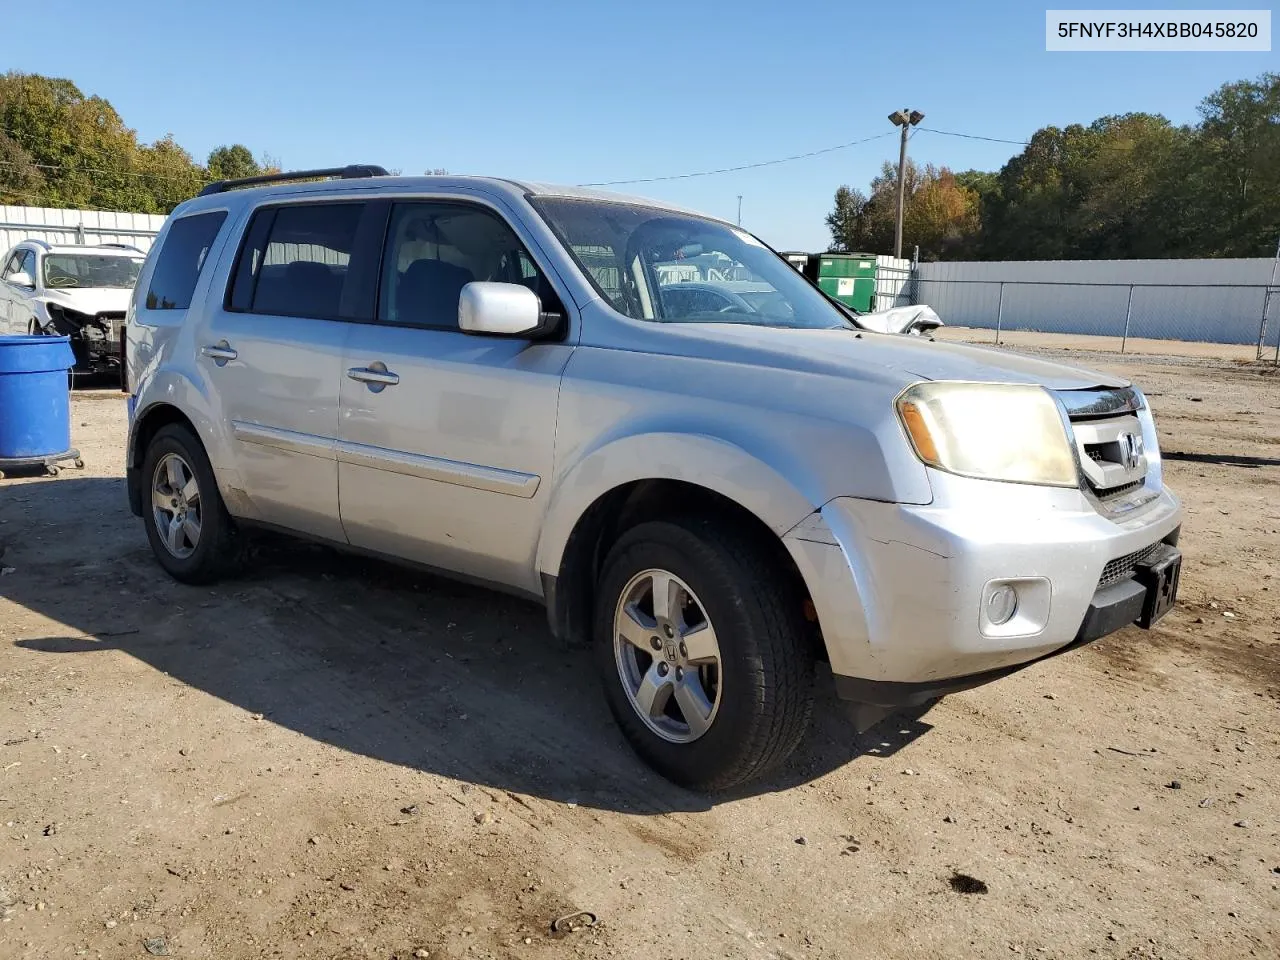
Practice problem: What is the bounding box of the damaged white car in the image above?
[1,240,144,374]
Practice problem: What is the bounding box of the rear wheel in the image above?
[594,517,814,791]
[141,424,243,584]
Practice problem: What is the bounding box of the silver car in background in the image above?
[123,169,1182,791]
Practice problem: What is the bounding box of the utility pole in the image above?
[736,195,743,226]
[888,109,924,259]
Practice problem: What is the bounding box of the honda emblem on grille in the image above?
[1119,432,1144,471]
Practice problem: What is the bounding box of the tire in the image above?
[593,517,814,791]
[140,423,243,584]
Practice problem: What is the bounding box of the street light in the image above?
[888,109,924,259]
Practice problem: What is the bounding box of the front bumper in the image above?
[783,472,1182,705]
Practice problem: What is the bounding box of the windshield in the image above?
[42,254,143,289]
[531,197,849,330]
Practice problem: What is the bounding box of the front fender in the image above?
[535,431,816,579]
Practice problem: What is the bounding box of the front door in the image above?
[0,250,20,329]
[194,200,377,542]
[1,249,36,332]
[337,200,572,594]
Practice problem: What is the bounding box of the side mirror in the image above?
[8,271,34,288]
[458,281,556,338]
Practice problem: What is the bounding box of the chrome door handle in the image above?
[201,341,238,365]
[346,366,400,386]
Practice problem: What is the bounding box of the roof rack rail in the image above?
[197,164,390,197]
[98,242,145,254]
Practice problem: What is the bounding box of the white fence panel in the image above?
[915,257,1277,345]
[873,254,912,311]
[0,205,166,254]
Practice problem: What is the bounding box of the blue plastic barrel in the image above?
[0,335,75,459]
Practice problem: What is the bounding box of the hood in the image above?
[653,323,1127,391]
[43,286,133,316]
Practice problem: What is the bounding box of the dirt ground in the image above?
[0,350,1277,960]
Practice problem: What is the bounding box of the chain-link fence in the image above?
[909,277,1280,362]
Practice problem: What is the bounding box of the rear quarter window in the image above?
[145,211,228,310]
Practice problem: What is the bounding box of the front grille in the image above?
[96,311,126,340]
[1098,542,1162,589]
[1057,387,1156,508]
[1095,479,1144,501]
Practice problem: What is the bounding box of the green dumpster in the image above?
[814,253,877,312]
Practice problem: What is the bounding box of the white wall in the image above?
[873,255,913,311]
[915,258,1278,345]
[0,205,165,255]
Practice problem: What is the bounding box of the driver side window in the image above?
[378,201,561,331]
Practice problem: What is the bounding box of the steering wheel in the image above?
[46,275,77,288]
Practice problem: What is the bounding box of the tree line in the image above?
[0,72,272,214]
[826,73,1280,261]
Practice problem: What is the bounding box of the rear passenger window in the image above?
[379,202,562,330]
[145,211,227,310]
[229,203,363,319]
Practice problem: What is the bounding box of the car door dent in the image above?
[336,438,540,498]
[231,420,337,459]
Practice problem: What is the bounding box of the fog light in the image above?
[986,584,1018,625]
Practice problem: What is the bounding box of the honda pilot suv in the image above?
[124,167,1183,790]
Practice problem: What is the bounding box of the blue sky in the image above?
[5,0,1276,249]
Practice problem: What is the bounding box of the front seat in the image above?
[397,259,475,328]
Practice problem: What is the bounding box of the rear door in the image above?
[194,199,380,541]
[336,198,573,593]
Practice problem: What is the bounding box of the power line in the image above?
[918,127,1150,155]
[577,132,896,187]
[0,187,53,206]
[919,127,1029,146]
[0,158,213,184]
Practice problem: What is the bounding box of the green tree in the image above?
[826,160,978,259]
[0,130,44,203]
[0,72,267,213]
[1184,73,1280,256]
[139,136,206,213]
[0,72,141,209]
[824,185,869,252]
[207,144,261,181]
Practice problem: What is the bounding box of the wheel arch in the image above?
[125,402,206,516]
[538,434,824,658]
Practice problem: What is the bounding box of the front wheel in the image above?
[594,518,814,791]
[140,424,243,584]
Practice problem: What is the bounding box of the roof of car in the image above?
[175,174,715,221]
[22,241,144,257]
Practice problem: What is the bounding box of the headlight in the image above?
[896,381,1077,487]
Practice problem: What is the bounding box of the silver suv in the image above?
[124,167,1183,790]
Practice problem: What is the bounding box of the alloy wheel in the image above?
[613,568,723,743]
[151,453,202,559]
